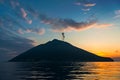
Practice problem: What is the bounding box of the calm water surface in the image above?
[0,62,120,80]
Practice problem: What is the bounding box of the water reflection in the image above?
[0,62,120,80]
[15,62,89,80]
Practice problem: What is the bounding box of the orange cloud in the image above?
[94,23,113,28]
[84,3,96,7]
[51,23,113,32]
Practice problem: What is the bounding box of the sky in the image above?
[0,0,120,61]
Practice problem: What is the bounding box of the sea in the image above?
[0,62,120,80]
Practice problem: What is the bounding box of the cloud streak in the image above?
[18,28,24,34]
[75,0,96,6]
[20,7,32,24]
[94,23,113,28]
[0,27,35,61]
[25,28,45,35]
[9,0,33,24]
[35,13,97,32]
[20,8,27,18]
[42,18,97,32]
[115,10,120,18]
[84,3,96,7]
[17,28,45,35]
[74,0,96,12]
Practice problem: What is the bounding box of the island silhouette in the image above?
[9,39,113,62]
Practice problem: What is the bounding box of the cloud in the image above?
[20,8,27,18]
[27,19,32,24]
[25,28,45,35]
[0,7,39,36]
[82,8,90,11]
[17,28,24,34]
[74,0,96,12]
[0,28,35,61]
[84,3,96,7]
[0,0,111,34]
[1,14,42,36]
[36,13,96,32]
[95,23,113,28]
[20,8,32,24]
[8,0,33,24]
[17,27,45,35]
[114,10,120,18]
[30,11,111,31]
[74,0,96,7]
[0,15,27,33]
[26,29,32,33]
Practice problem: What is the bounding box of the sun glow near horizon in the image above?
[66,26,120,59]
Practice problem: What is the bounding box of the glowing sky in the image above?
[0,0,120,61]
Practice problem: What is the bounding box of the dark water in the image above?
[0,62,120,80]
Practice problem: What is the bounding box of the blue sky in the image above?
[0,0,120,61]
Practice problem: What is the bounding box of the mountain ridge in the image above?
[9,39,113,62]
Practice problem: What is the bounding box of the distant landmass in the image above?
[9,39,113,62]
